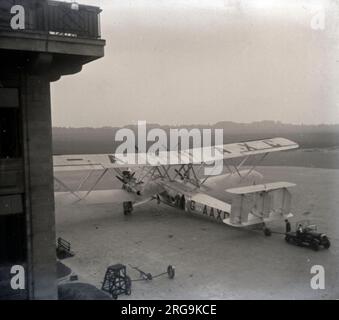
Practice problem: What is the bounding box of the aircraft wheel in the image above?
[167,265,175,279]
[146,273,153,281]
[264,228,272,237]
[123,202,128,215]
[123,202,133,215]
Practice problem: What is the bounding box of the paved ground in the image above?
[55,166,339,300]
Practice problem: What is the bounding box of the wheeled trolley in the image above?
[101,264,132,299]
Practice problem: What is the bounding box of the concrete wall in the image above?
[0,68,57,299]
[22,74,57,299]
[0,5,104,297]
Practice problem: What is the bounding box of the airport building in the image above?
[0,0,105,299]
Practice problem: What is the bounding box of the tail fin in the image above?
[224,182,295,227]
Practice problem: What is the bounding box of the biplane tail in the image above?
[223,182,296,227]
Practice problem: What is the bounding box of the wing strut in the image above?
[82,168,109,199]
[243,153,269,179]
[54,176,82,200]
[76,169,96,191]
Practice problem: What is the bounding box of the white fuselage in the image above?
[157,169,263,222]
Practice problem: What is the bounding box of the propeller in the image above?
[116,175,126,184]
[116,169,144,195]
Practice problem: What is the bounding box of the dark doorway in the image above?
[0,107,21,159]
[0,213,27,263]
[0,87,27,299]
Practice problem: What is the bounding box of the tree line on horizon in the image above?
[52,121,339,155]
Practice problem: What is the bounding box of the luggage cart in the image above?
[101,264,132,299]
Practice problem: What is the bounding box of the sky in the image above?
[51,0,339,127]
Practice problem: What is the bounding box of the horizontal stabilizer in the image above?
[223,213,293,227]
[226,182,296,194]
[224,181,295,227]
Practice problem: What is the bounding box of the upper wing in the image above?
[225,181,297,194]
[53,137,298,172]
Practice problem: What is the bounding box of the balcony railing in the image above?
[0,0,101,39]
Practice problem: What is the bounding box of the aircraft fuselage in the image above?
[157,169,263,223]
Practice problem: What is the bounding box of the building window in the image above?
[0,88,21,159]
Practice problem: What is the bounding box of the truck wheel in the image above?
[324,240,331,249]
[311,241,319,251]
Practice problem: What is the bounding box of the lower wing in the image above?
[55,189,150,206]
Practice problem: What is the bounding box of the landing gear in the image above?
[264,228,272,237]
[262,223,272,237]
[123,201,133,215]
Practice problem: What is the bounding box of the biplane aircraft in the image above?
[53,137,299,235]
